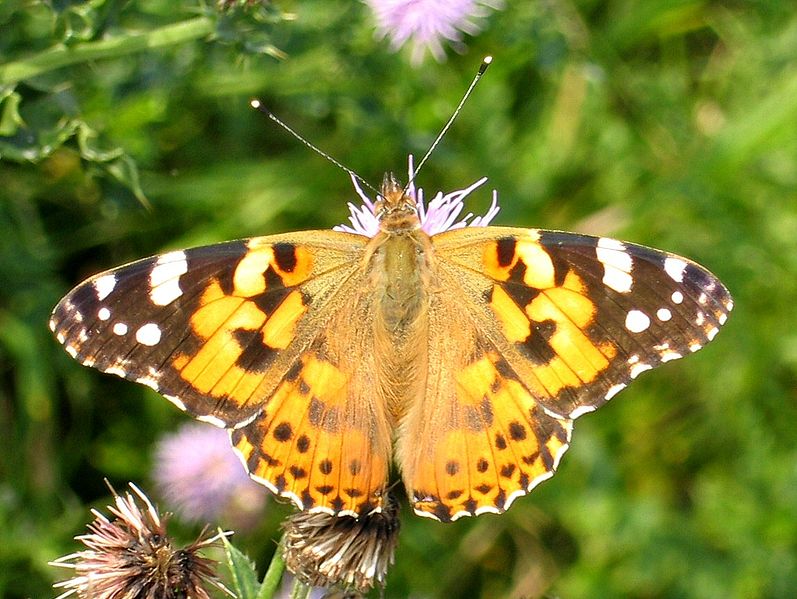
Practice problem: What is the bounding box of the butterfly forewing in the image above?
[433,226,733,420]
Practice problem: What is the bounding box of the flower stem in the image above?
[257,534,287,599]
[290,579,311,599]
[0,16,214,85]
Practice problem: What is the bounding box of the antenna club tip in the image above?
[478,56,493,75]
[250,99,261,109]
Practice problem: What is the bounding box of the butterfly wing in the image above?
[51,231,391,516]
[400,226,732,521]
[398,291,574,522]
[229,275,393,516]
[434,226,732,418]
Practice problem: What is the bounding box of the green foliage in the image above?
[222,532,268,599]
[2,1,796,598]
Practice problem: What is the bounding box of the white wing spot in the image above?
[113,322,128,336]
[696,312,705,326]
[98,307,111,321]
[551,435,571,469]
[656,308,672,321]
[65,345,78,358]
[136,376,160,391]
[541,405,565,420]
[414,508,441,520]
[56,332,66,343]
[689,342,702,352]
[135,323,162,346]
[163,394,187,411]
[628,354,640,365]
[605,383,626,400]
[94,274,117,301]
[597,237,625,252]
[603,269,633,294]
[150,251,188,306]
[197,414,227,428]
[698,292,708,305]
[570,404,596,418]
[104,365,127,378]
[726,300,734,311]
[661,351,682,362]
[671,290,684,304]
[630,363,653,379]
[596,238,633,293]
[625,310,651,333]
[528,469,557,492]
[49,317,56,332]
[664,258,687,283]
[718,313,728,325]
[706,327,719,341]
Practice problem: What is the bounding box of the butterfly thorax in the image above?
[367,173,432,423]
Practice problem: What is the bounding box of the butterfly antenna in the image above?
[250,99,380,196]
[405,55,493,194]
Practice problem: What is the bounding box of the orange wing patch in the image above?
[483,235,617,397]
[231,352,389,516]
[408,350,572,522]
[482,231,556,288]
[168,241,313,415]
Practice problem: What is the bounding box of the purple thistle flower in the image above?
[153,422,266,528]
[365,0,504,64]
[334,155,499,236]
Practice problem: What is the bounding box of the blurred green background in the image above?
[2,1,796,597]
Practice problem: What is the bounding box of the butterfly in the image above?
[50,163,732,522]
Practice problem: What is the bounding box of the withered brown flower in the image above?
[283,495,400,593]
[51,482,231,599]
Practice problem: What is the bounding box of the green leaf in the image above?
[0,87,22,136]
[75,122,149,208]
[221,533,262,599]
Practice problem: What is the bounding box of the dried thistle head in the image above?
[283,495,400,593]
[51,482,231,599]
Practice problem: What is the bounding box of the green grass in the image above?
[1,1,796,597]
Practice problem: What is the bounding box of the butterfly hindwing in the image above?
[399,287,574,521]
[230,290,394,516]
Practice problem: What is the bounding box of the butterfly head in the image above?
[374,172,421,234]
